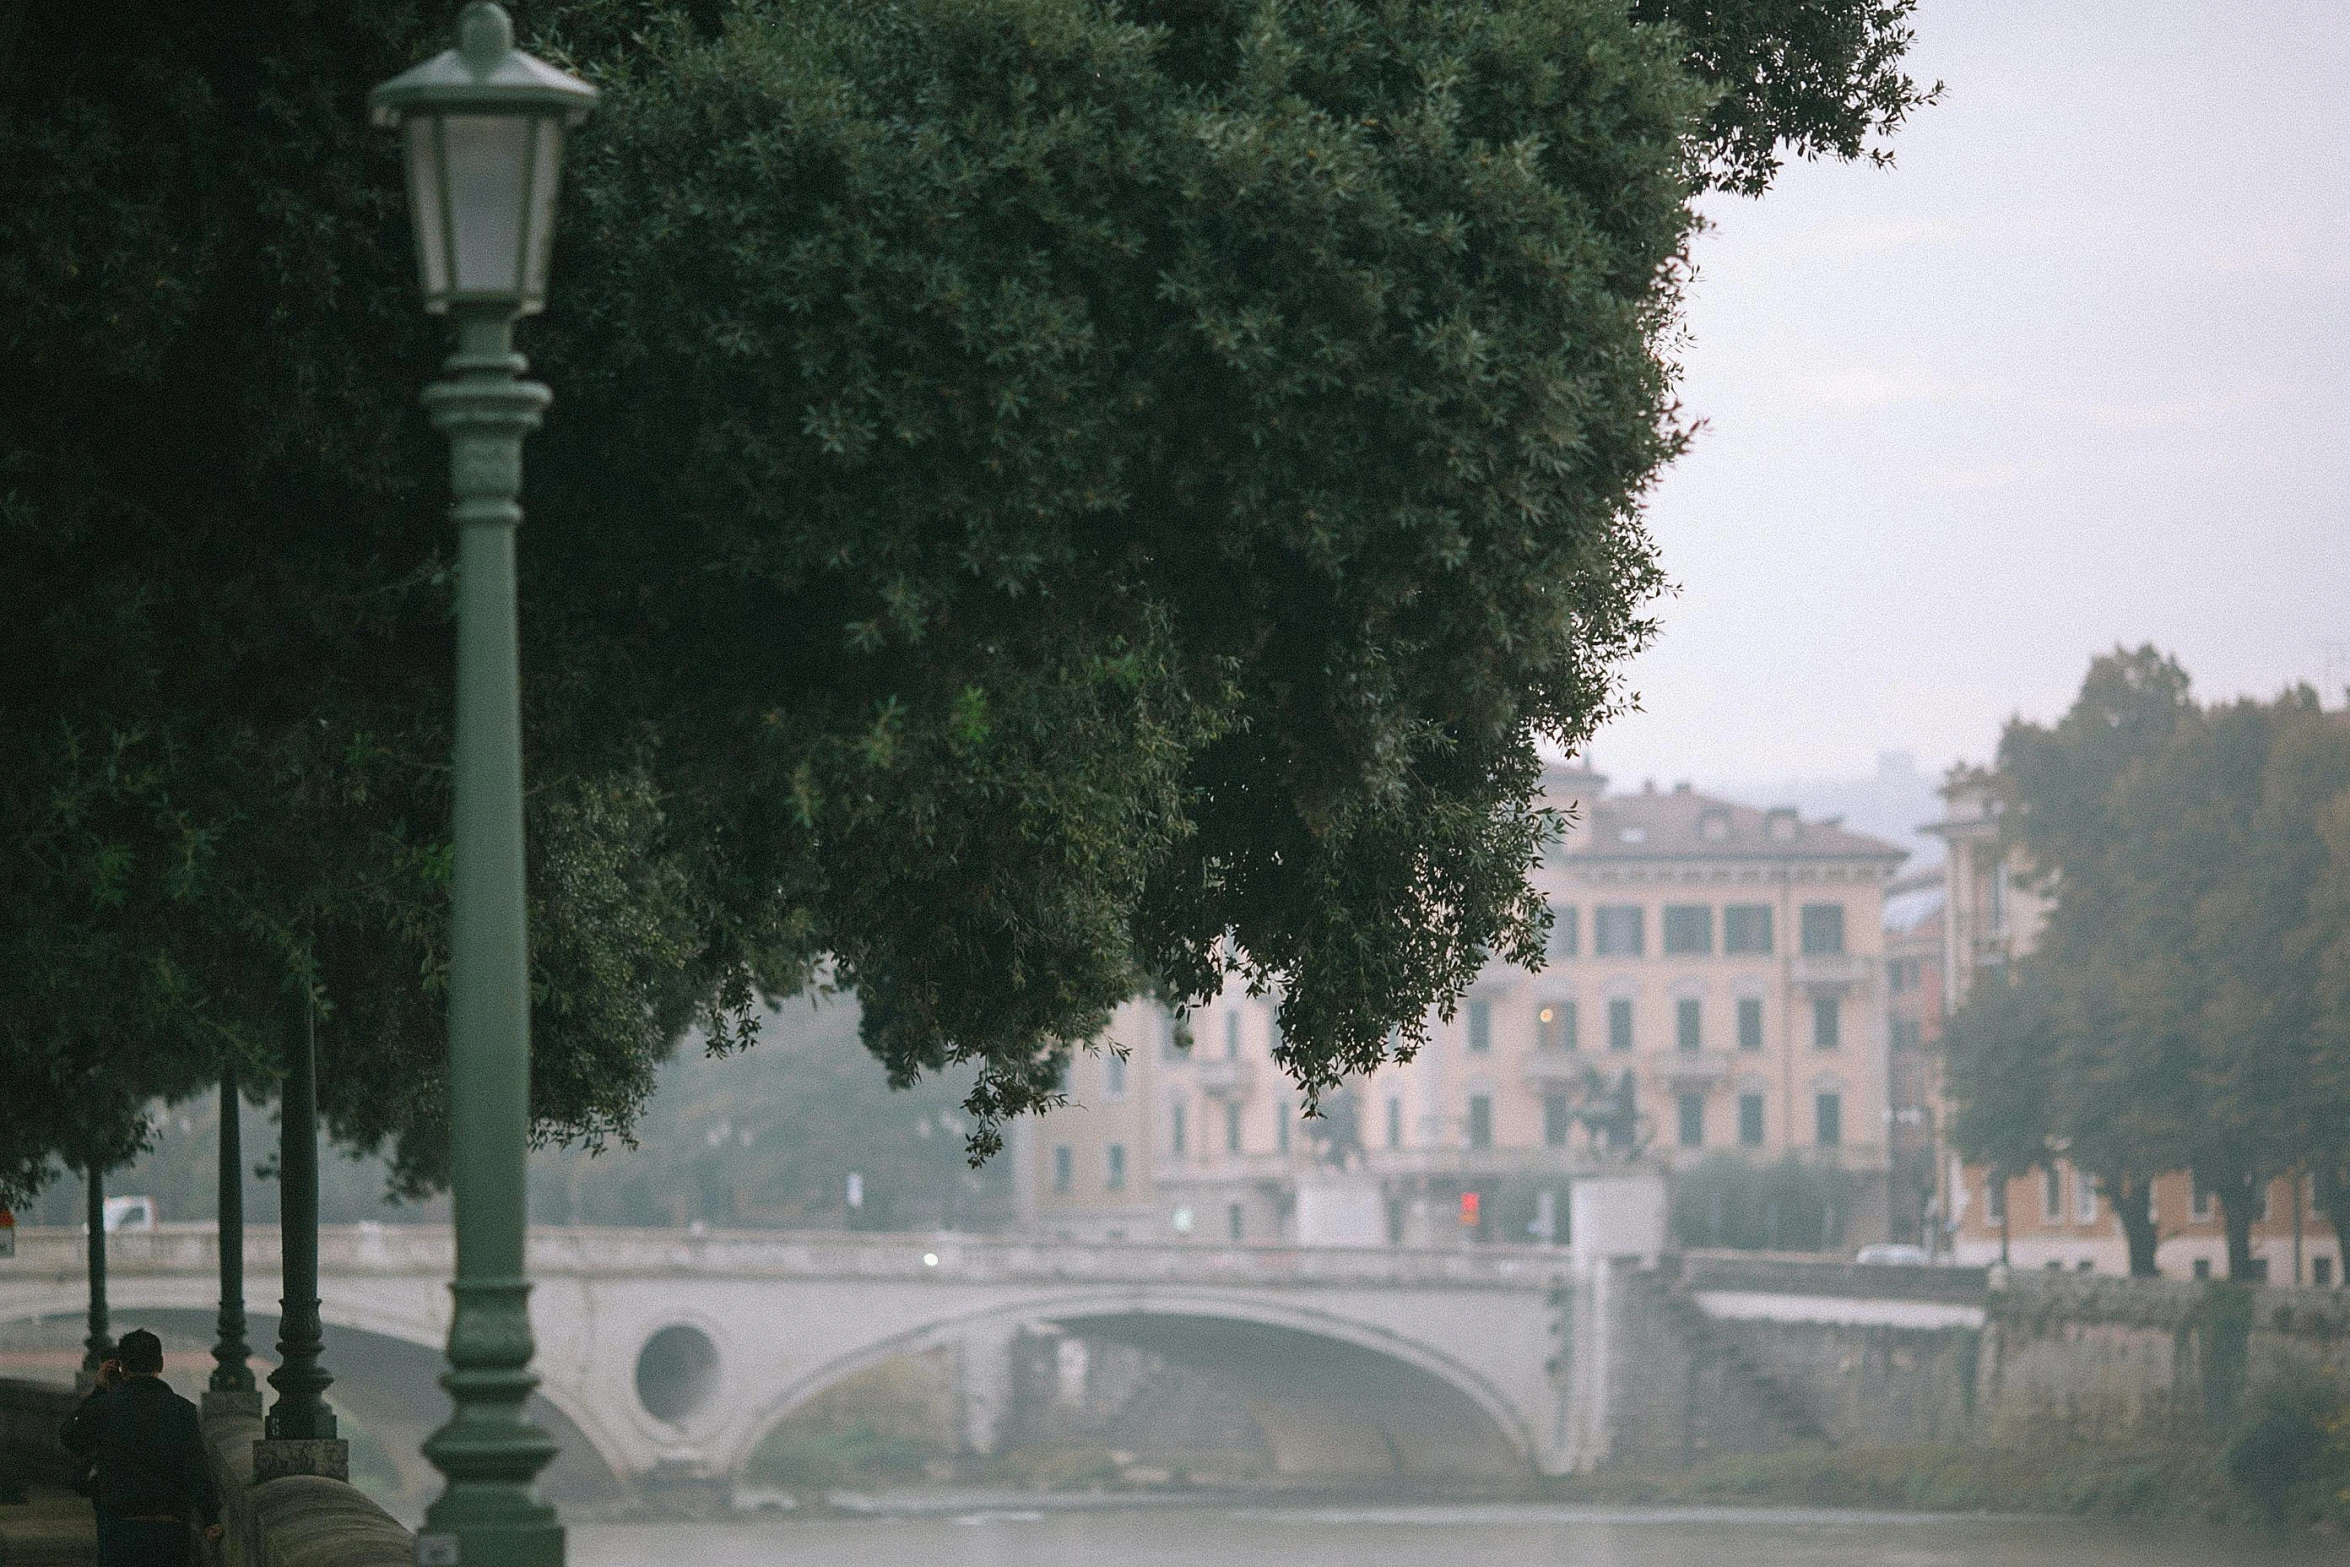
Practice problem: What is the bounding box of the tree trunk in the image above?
[2316,1164,2350,1282]
[2107,1169,2161,1277]
[2217,1171,2260,1281]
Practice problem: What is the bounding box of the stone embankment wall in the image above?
[0,1379,408,1567]
[1627,1253,2350,1467]
[0,1378,81,1490]
[199,1403,410,1567]
[1976,1272,2350,1446]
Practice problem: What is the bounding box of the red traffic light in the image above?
[1459,1191,1481,1228]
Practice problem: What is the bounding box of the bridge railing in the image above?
[6,1224,1578,1289]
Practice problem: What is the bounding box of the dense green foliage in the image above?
[1,0,1931,1201]
[37,993,1001,1231]
[1942,649,2350,1278]
[1669,1151,1858,1252]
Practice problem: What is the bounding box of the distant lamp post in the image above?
[369,9,593,1567]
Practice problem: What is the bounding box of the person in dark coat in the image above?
[59,1330,223,1567]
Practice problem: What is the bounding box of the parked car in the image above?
[101,1194,159,1233]
[1854,1242,1930,1266]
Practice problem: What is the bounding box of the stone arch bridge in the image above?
[1,1227,1625,1495]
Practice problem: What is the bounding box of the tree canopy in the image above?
[1942,648,2350,1277]
[1,0,1934,1200]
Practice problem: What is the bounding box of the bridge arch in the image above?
[0,1285,629,1509]
[728,1285,1534,1483]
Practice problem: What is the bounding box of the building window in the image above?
[1986,1171,2006,1222]
[1815,1092,1842,1148]
[1738,1093,1764,1146]
[1812,996,1841,1050]
[1548,903,1579,960]
[1171,1100,1188,1158]
[1607,997,1634,1052]
[1663,904,1713,955]
[1537,1000,1576,1052]
[1594,905,1645,956]
[1737,997,1764,1051]
[1225,1100,1242,1155]
[1467,1094,1493,1150]
[1675,997,1702,1051]
[1164,1010,1192,1059]
[1677,1093,1704,1148]
[2192,1176,2215,1223]
[1105,1052,1128,1100]
[1467,1000,1492,1053]
[1276,1102,1291,1154]
[1799,903,1846,955]
[2075,1168,2098,1225]
[1053,1145,1073,1191]
[2041,1166,2063,1223]
[1544,1093,1571,1147]
[1224,1011,1241,1058]
[2317,1257,2336,1287]
[1724,904,1774,955]
[1889,1017,1921,1051]
[1386,1096,1403,1149]
[1887,959,1906,994]
[1228,1203,1245,1242]
[1107,1143,1127,1190]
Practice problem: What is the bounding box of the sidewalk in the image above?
[0,1484,95,1567]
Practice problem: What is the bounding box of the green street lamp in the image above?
[370,9,593,1567]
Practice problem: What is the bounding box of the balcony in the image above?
[1651,1050,1738,1089]
[1521,1049,1593,1087]
[1191,1056,1256,1099]
[1791,952,1872,991]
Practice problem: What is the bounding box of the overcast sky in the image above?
[1587,0,2350,792]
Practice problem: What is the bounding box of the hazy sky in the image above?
[1589,0,2350,789]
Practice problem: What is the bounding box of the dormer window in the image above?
[1699,810,1730,842]
[1764,808,1799,843]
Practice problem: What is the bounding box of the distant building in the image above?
[1881,866,1945,1248]
[1925,772,2341,1283]
[1017,764,1909,1251]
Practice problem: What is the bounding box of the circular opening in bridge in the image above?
[634,1324,720,1426]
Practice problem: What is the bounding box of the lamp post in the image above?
[370,10,593,1566]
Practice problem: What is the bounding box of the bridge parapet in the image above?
[6,1226,1572,1291]
[1676,1249,1989,1305]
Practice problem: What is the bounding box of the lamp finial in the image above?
[458,3,513,72]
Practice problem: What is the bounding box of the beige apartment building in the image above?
[1017,764,1909,1249]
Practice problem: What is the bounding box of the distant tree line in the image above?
[1941,648,2350,1279]
[52,994,1004,1233]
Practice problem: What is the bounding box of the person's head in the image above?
[115,1329,163,1376]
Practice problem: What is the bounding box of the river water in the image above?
[571,1502,2343,1566]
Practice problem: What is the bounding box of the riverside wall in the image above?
[0,1378,407,1567]
[1631,1253,2350,1466]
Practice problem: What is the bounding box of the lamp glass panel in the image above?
[520,118,565,309]
[441,113,531,297]
[402,118,449,299]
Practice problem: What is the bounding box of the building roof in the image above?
[1543,768,1908,866]
[1882,867,1947,935]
